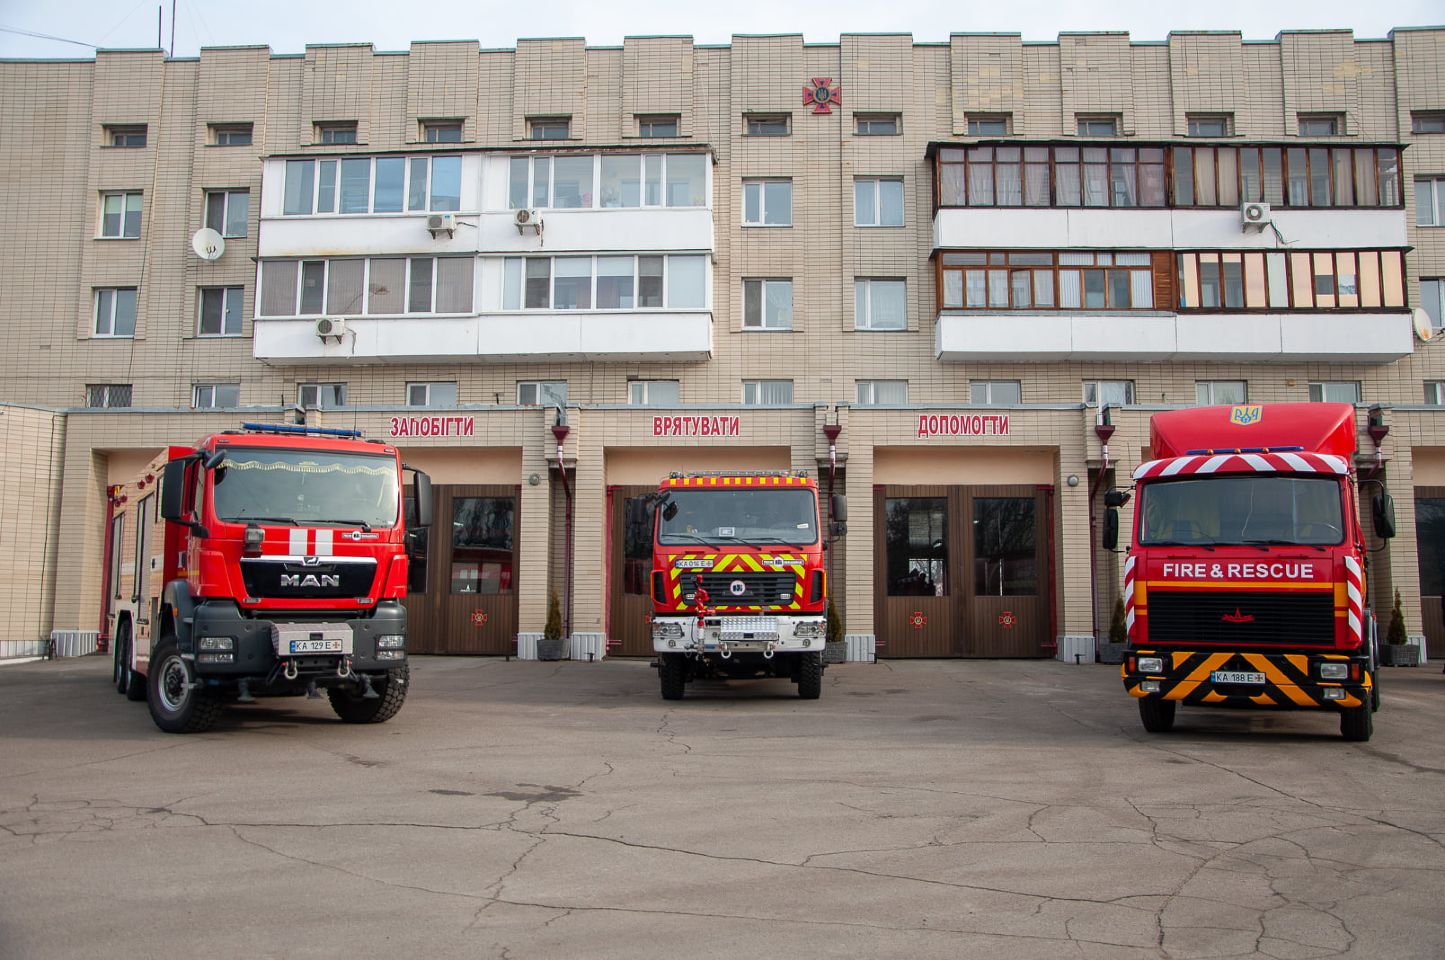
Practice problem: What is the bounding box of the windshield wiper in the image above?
[231,515,300,526]
[329,519,373,531]
[663,532,727,545]
[1145,539,1215,551]
[1239,538,1327,552]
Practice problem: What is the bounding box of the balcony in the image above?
[253,311,713,365]
[935,311,1414,363]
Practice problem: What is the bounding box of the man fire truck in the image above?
[1110,403,1394,741]
[106,423,431,733]
[647,472,844,700]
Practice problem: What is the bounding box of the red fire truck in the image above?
[646,472,845,700]
[106,423,431,733]
[1110,403,1394,741]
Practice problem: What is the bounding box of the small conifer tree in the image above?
[1386,588,1407,645]
[1109,596,1128,645]
[544,589,563,642]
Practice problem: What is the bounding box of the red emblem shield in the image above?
[802,77,840,114]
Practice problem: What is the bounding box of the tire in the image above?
[113,627,127,694]
[146,638,222,734]
[328,665,409,724]
[1138,697,1176,733]
[1340,704,1373,742]
[117,625,146,701]
[1370,668,1381,713]
[658,654,686,700]
[796,652,822,700]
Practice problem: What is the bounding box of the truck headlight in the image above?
[198,636,234,651]
[376,635,405,650]
[197,652,233,664]
[793,622,824,639]
[1140,680,1161,693]
[1318,662,1349,680]
[654,622,684,639]
[1137,657,1164,674]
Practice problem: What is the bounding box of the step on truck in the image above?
[1108,403,1394,741]
[645,471,846,700]
[107,423,432,733]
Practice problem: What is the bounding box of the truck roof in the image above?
[201,427,396,458]
[1149,403,1357,460]
[660,473,817,490]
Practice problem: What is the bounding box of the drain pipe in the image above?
[552,413,573,641]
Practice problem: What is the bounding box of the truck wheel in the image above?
[117,626,146,701]
[147,639,221,734]
[1138,697,1176,733]
[658,654,686,700]
[1369,668,1381,713]
[796,652,822,700]
[328,666,409,724]
[112,626,128,693]
[1340,704,1373,742]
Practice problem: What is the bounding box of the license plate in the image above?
[290,639,343,654]
[1211,670,1266,685]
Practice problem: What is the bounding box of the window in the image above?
[742,380,793,404]
[517,381,567,407]
[1418,178,1445,226]
[450,497,515,595]
[1173,144,1397,208]
[1308,381,1360,404]
[743,279,793,330]
[856,380,907,405]
[974,498,1037,596]
[1425,382,1445,406]
[1186,114,1233,138]
[1177,249,1405,311]
[969,381,1021,405]
[197,287,244,337]
[284,155,461,215]
[422,120,463,143]
[1420,279,1443,331]
[967,114,1010,136]
[743,179,791,226]
[259,256,473,316]
[508,153,704,209]
[855,279,906,330]
[204,189,249,238]
[501,254,704,310]
[855,177,904,225]
[885,498,946,596]
[1083,381,1135,406]
[856,113,900,136]
[1298,114,1342,137]
[193,384,239,409]
[528,117,570,140]
[1414,112,1445,135]
[210,123,252,146]
[86,384,132,408]
[628,380,679,406]
[315,121,357,144]
[1196,381,1248,405]
[100,192,142,238]
[105,124,146,148]
[939,251,1156,311]
[637,115,679,138]
[93,288,137,338]
[407,382,458,407]
[1076,115,1119,137]
[745,114,789,137]
[298,383,347,409]
[939,145,1164,208]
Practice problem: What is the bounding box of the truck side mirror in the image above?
[625,498,653,529]
[1103,507,1120,551]
[662,502,678,522]
[1103,489,1131,508]
[1372,493,1396,540]
[160,459,188,523]
[412,471,434,528]
[831,493,848,523]
[830,521,848,538]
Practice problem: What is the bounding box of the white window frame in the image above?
[854,177,904,227]
[1421,278,1444,331]
[1076,115,1120,137]
[314,121,358,144]
[969,380,1022,405]
[93,287,137,338]
[742,179,792,226]
[500,254,705,312]
[99,191,142,239]
[86,384,132,408]
[507,153,707,211]
[855,113,901,136]
[741,380,793,405]
[209,123,252,146]
[298,383,347,409]
[197,286,244,337]
[742,279,793,330]
[517,381,568,407]
[192,383,240,409]
[1083,380,1135,406]
[856,380,908,405]
[744,114,790,137]
[1308,381,1361,404]
[282,155,462,216]
[1195,381,1248,406]
[627,380,680,406]
[260,256,475,317]
[1425,381,1445,406]
[1413,112,1445,135]
[966,115,1011,136]
[854,279,907,331]
[1297,114,1343,137]
[637,115,680,138]
[1186,114,1233,138]
[406,382,458,407]
[421,120,463,143]
[106,124,147,148]
[527,117,571,140]
[1416,178,1444,227]
[205,189,250,238]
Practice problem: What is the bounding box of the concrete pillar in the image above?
[841,441,875,660]
[568,407,608,658]
[514,411,553,658]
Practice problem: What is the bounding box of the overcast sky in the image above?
[0,0,1439,59]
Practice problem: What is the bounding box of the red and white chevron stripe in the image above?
[1123,554,1137,641]
[1343,555,1364,647]
[1132,452,1349,481]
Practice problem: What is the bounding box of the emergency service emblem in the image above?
[998,611,1017,629]
[802,77,839,114]
[729,580,747,596]
[471,610,488,627]
[1229,405,1263,426]
[909,611,927,629]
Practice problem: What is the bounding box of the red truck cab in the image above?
[1111,403,1394,741]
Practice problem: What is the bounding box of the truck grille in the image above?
[1147,590,1335,646]
[240,558,377,599]
[694,572,797,606]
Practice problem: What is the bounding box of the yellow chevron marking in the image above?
[1284,654,1308,674]
[1242,654,1316,707]
[1170,651,1192,670]
[1334,583,1347,608]
[1250,692,1277,706]
[1169,652,1232,700]
[1202,691,1227,703]
[740,554,764,572]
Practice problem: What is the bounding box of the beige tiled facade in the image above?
[2,28,1444,660]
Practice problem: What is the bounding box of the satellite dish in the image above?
[1413,307,1435,343]
[191,227,225,261]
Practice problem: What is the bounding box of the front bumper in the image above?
[188,600,407,677]
[1123,648,1371,710]
[652,614,826,655]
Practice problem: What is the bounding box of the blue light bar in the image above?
[1184,445,1304,455]
[240,422,364,439]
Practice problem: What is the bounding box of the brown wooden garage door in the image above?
[608,485,656,656]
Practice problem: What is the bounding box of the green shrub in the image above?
[826,598,843,644]
[544,589,563,642]
[1386,588,1407,645]
[1109,596,1128,645]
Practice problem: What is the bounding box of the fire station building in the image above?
[2,28,1445,662]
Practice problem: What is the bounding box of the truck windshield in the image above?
[658,488,818,546]
[1139,475,1344,547]
[212,448,399,528]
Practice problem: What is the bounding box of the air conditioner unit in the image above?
[426,212,456,238]
[514,208,543,235]
[315,317,346,341]
[1241,201,1272,231]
